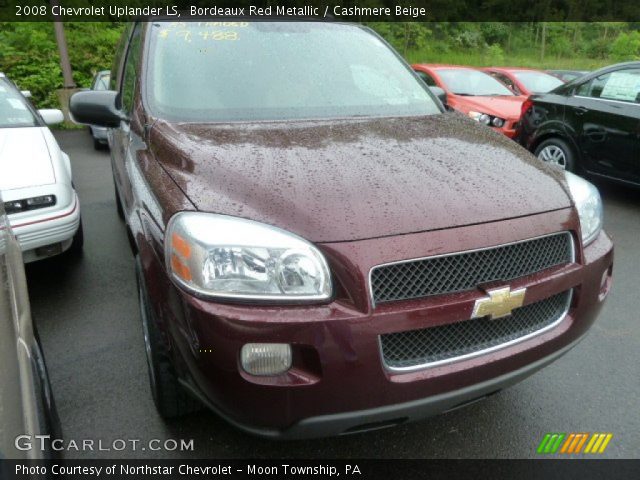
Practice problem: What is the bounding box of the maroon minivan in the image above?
[70,20,613,438]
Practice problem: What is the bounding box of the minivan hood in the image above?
[151,114,571,243]
[450,95,526,120]
[0,127,56,190]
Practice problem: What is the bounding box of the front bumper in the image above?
[9,194,80,262]
[186,332,586,439]
[140,208,613,438]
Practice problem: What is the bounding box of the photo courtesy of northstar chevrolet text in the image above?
[0,1,638,474]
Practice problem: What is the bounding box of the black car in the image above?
[519,61,640,186]
[547,69,590,83]
[0,199,61,460]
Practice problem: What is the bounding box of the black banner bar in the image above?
[2,0,640,22]
[2,460,640,480]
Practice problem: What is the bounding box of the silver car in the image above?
[0,199,61,460]
[88,70,111,150]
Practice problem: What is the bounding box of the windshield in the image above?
[93,72,110,91]
[513,71,564,93]
[147,22,440,122]
[436,69,514,96]
[0,79,38,128]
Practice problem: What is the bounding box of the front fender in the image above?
[530,121,579,157]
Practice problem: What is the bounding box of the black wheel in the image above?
[68,218,84,254]
[93,138,102,150]
[114,180,125,221]
[136,256,202,419]
[534,138,575,171]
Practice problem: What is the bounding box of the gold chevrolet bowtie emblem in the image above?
[472,286,526,320]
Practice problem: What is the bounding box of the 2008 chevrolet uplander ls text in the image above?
[70,20,613,439]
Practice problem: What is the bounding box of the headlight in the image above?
[469,111,491,125]
[468,111,504,127]
[565,172,603,246]
[165,212,332,302]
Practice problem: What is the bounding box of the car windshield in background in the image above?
[147,22,440,122]
[436,69,514,96]
[93,73,110,91]
[0,79,38,128]
[512,71,564,93]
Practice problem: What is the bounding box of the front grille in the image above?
[380,290,572,370]
[370,233,573,304]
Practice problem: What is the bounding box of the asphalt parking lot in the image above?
[26,130,639,459]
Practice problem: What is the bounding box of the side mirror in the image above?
[429,86,447,107]
[69,90,124,128]
[38,109,64,125]
[20,90,32,98]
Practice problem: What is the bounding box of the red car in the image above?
[483,67,565,96]
[70,21,613,439]
[413,64,526,138]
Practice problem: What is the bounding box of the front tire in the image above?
[534,138,575,171]
[136,256,201,419]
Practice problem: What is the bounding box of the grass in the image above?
[405,49,612,70]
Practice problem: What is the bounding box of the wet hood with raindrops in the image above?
[149,112,572,243]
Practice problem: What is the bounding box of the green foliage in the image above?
[368,23,431,56]
[484,44,505,64]
[0,22,124,109]
[371,22,637,70]
[610,31,640,61]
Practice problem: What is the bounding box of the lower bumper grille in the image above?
[380,290,572,370]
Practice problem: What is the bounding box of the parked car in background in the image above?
[547,70,590,83]
[0,72,83,262]
[0,199,61,459]
[71,21,613,439]
[88,70,111,150]
[518,61,640,185]
[483,67,565,96]
[413,64,526,138]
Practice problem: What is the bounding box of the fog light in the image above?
[241,343,292,376]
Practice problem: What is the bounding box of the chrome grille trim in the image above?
[369,232,575,307]
[379,289,573,372]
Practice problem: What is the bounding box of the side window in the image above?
[574,70,640,103]
[576,73,610,99]
[599,69,640,103]
[493,73,518,93]
[120,24,143,114]
[415,70,436,87]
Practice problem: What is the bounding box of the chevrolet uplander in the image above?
[69,21,613,438]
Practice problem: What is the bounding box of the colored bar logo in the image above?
[537,433,613,454]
